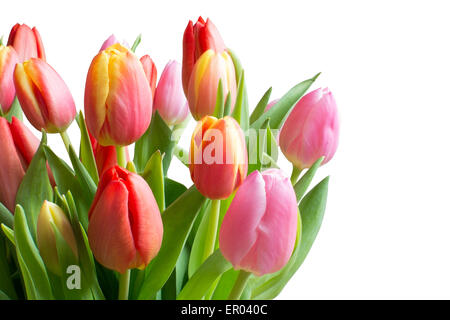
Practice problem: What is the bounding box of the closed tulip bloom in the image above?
[37,201,78,275]
[279,88,339,169]
[88,166,163,273]
[7,23,45,62]
[140,55,157,97]
[190,116,247,199]
[0,117,46,212]
[219,169,298,276]
[85,44,152,146]
[13,58,76,133]
[0,46,19,113]
[153,60,189,126]
[183,17,237,120]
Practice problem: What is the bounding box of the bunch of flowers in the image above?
[0,18,339,300]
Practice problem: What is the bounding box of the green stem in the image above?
[118,269,130,300]
[203,200,221,262]
[116,146,127,168]
[60,131,72,154]
[228,270,251,300]
[290,166,302,185]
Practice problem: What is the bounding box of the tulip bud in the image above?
[140,55,157,97]
[153,60,189,126]
[0,45,19,114]
[13,58,77,133]
[88,130,130,177]
[85,44,152,146]
[37,201,78,275]
[7,23,45,62]
[88,166,163,273]
[183,17,237,120]
[0,117,51,212]
[279,88,339,169]
[189,116,247,199]
[219,169,298,276]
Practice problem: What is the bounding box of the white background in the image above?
[2,0,450,299]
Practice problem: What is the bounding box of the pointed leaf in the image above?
[142,151,165,212]
[76,112,99,184]
[294,157,324,201]
[251,73,320,130]
[250,87,272,124]
[0,203,13,229]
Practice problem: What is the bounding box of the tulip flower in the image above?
[0,45,19,114]
[219,169,298,276]
[183,17,237,120]
[88,131,130,177]
[7,23,45,62]
[279,88,339,170]
[153,60,189,126]
[140,55,157,97]
[88,166,163,273]
[190,115,247,199]
[85,43,152,146]
[37,201,78,275]
[13,58,77,133]
[0,117,46,212]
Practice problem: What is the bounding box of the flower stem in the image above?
[116,146,127,168]
[290,166,302,185]
[203,199,221,262]
[118,269,130,300]
[228,270,251,300]
[60,131,72,154]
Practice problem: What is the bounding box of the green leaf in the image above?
[131,34,142,53]
[251,73,320,130]
[227,48,243,84]
[14,205,53,299]
[44,146,91,229]
[231,70,249,131]
[294,157,324,201]
[1,224,14,245]
[137,186,206,299]
[0,203,13,229]
[134,111,175,175]
[67,145,97,202]
[250,176,329,299]
[211,268,239,300]
[250,87,272,124]
[164,178,187,207]
[223,92,232,116]
[248,118,269,174]
[0,290,10,300]
[141,151,165,212]
[177,249,231,300]
[76,112,99,184]
[213,79,224,118]
[3,97,23,122]
[15,132,52,239]
[0,236,17,299]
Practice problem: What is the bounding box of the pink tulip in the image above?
[153,60,189,126]
[140,55,157,97]
[279,88,339,169]
[219,169,298,276]
[85,44,152,146]
[99,34,119,51]
[0,45,19,113]
[190,116,247,200]
[13,58,77,133]
[88,166,163,273]
[0,117,48,212]
[7,23,46,62]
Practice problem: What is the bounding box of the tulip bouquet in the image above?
[0,17,339,300]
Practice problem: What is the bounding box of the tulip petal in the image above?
[88,180,136,274]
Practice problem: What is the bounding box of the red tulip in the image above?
[7,23,45,62]
[13,58,77,133]
[85,44,152,146]
[88,166,163,273]
[0,45,19,114]
[0,117,51,211]
[140,55,157,97]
